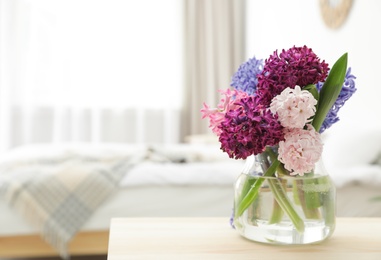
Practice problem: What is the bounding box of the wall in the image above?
[245,0,381,168]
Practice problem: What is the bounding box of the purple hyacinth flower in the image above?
[257,46,329,106]
[231,56,263,95]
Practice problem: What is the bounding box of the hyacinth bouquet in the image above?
[201,46,356,240]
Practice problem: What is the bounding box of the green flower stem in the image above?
[269,200,284,224]
[269,148,320,221]
[265,149,295,225]
[325,196,336,227]
[235,176,256,214]
[305,179,323,209]
[293,181,301,205]
[296,179,322,219]
[263,148,304,232]
[268,179,286,224]
[235,158,280,217]
[319,176,335,226]
[268,178,305,233]
[259,150,284,224]
[236,147,305,233]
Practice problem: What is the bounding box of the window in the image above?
[12,0,183,109]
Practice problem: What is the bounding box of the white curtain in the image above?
[0,0,183,153]
[183,0,246,136]
[0,0,246,153]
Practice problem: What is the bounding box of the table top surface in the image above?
[107,217,381,259]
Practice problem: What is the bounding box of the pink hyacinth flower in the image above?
[278,125,323,176]
[270,86,317,129]
[201,89,249,135]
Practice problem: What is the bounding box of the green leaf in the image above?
[312,53,348,132]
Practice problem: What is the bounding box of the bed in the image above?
[0,142,244,258]
[1,132,381,259]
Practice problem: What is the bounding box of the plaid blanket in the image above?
[0,149,146,259]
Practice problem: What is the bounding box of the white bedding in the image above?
[1,182,380,237]
[0,185,235,236]
[1,141,381,244]
[2,140,381,188]
[120,160,243,187]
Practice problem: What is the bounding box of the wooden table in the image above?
[107,218,381,259]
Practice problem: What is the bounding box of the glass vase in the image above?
[233,151,336,245]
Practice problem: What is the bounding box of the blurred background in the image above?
[0,0,379,157]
